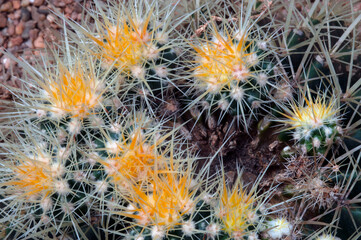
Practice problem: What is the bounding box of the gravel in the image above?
[0,0,90,100]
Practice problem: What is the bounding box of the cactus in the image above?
[211,176,267,240]
[118,160,212,239]
[1,0,361,239]
[185,6,279,129]
[277,89,342,155]
[64,0,181,114]
[0,128,91,239]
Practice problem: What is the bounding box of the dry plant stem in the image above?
[191,16,238,39]
[191,0,273,39]
[251,0,273,19]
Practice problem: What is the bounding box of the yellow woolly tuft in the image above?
[43,62,102,118]
[217,178,258,238]
[103,127,166,187]
[121,161,198,229]
[283,92,338,130]
[88,12,161,74]
[6,158,55,200]
[192,28,257,93]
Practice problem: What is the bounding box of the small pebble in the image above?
[30,6,40,22]
[33,0,45,7]
[24,39,33,48]
[38,6,49,14]
[24,19,36,29]
[74,3,82,13]
[14,9,22,19]
[1,28,8,37]
[8,13,16,20]
[39,14,46,21]
[21,8,31,21]
[29,29,39,40]
[33,35,45,48]
[15,21,24,35]
[47,14,55,23]
[13,1,21,10]
[0,14,7,28]
[65,6,72,14]
[70,12,78,20]
[0,2,13,12]
[0,36,4,46]
[21,0,30,7]
[7,25,15,36]
[9,36,23,47]
[21,20,35,39]
[37,19,50,29]
[52,1,66,7]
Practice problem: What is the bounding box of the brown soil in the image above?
[176,110,287,186]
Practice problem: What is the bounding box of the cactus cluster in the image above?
[1,0,361,239]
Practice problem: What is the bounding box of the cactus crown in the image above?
[43,61,103,118]
[120,160,202,231]
[89,13,156,69]
[7,157,55,199]
[282,91,338,130]
[217,177,260,238]
[102,126,167,186]
[192,28,257,93]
